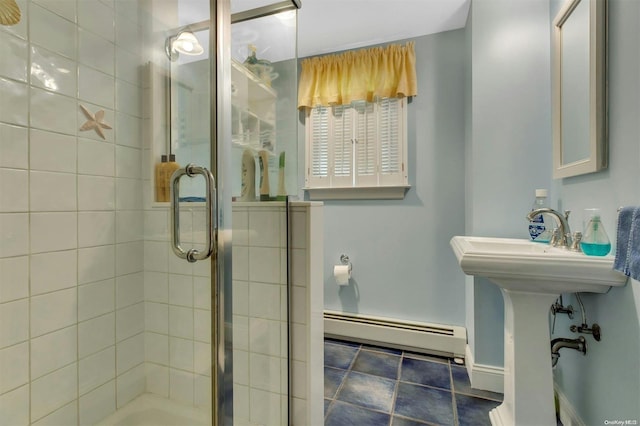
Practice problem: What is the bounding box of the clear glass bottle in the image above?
[580,209,611,256]
[529,189,552,243]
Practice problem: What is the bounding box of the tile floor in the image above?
[323,338,503,426]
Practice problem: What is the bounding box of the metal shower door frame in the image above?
[209,1,301,425]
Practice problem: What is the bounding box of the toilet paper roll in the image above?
[334,264,351,286]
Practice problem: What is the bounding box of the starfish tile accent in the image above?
[0,0,21,26]
[79,104,112,140]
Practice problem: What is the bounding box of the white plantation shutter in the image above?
[306,106,330,187]
[354,101,377,186]
[331,105,354,187]
[305,97,407,196]
[379,98,404,185]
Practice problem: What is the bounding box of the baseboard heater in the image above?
[324,310,467,358]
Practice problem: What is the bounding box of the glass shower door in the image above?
[159,1,218,424]
[227,4,300,425]
[0,0,217,424]
[0,0,299,424]
[167,0,300,425]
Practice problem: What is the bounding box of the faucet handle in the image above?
[564,231,573,248]
[564,210,571,220]
[570,232,583,252]
[550,227,562,246]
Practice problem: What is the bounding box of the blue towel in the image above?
[613,206,640,280]
[179,196,206,202]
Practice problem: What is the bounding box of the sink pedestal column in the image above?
[489,288,558,426]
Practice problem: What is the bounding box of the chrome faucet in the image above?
[527,208,572,248]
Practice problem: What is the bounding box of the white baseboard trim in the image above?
[464,345,504,394]
[324,310,466,357]
[554,382,585,426]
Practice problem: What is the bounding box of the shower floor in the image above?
[96,393,210,426]
[96,339,506,425]
[323,338,503,426]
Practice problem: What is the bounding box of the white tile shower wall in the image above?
[230,202,324,426]
[0,0,146,424]
[142,204,212,407]
[141,202,323,424]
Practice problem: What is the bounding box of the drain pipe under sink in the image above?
[551,336,587,367]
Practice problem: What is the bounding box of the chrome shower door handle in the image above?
[170,163,217,263]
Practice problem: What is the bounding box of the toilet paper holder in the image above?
[340,254,352,272]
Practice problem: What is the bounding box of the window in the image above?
[304,97,409,200]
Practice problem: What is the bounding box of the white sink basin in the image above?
[450,235,626,294]
[450,236,626,426]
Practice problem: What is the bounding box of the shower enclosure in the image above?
[0,0,308,424]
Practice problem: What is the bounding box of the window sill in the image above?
[304,185,411,200]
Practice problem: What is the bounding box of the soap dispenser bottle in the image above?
[528,189,552,243]
[580,209,611,256]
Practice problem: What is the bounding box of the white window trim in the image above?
[304,98,410,200]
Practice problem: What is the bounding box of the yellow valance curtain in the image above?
[297,42,418,109]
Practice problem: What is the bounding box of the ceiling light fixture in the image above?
[165,31,204,61]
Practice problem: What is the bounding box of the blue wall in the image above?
[467,0,553,366]
[311,30,468,327]
[462,0,639,420]
[464,0,639,421]
[300,0,640,421]
[548,0,640,422]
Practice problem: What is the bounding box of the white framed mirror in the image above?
[552,0,607,179]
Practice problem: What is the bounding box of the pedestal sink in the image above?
[450,236,627,426]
